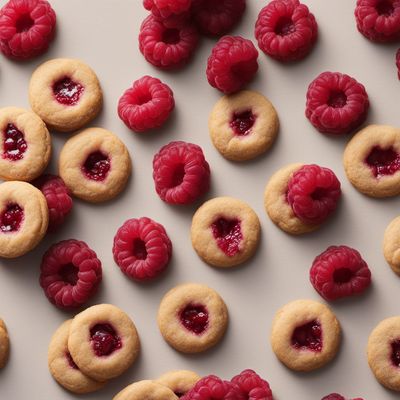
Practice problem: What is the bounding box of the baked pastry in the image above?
[156,370,201,397]
[383,216,400,275]
[0,319,9,369]
[113,380,178,400]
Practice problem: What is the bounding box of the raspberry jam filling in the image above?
[211,218,243,257]
[15,13,34,32]
[275,16,295,36]
[59,263,79,285]
[328,91,347,108]
[133,238,147,260]
[82,151,111,181]
[391,339,400,367]
[291,320,322,352]
[376,0,394,16]
[3,123,27,161]
[230,110,256,136]
[180,304,209,335]
[53,77,84,106]
[65,352,78,370]
[365,146,400,178]
[0,203,24,233]
[90,323,122,357]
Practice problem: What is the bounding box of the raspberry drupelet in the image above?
[118,76,175,133]
[355,0,400,42]
[255,0,318,62]
[0,0,56,60]
[113,217,172,281]
[143,0,192,28]
[310,245,372,301]
[305,71,370,135]
[287,164,341,225]
[139,14,199,69]
[322,394,364,400]
[40,240,102,310]
[206,35,259,94]
[396,48,400,79]
[191,0,246,36]
[231,369,273,400]
[153,141,210,205]
[33,174,73,233]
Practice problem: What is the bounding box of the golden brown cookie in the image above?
[156,370,201,397]
[270,299,341,372]
[191,197,260,268]
[343,125,400,198]
[209,90,279,161]
[68,304,140,382]
[113,380,178,400]
[0,181,48,258]
[0,107,51,182]
[59,127,131,203]
[157,283,228,354]
[383,216,400,275]
[0,319,9,369]
[367,316,400,391]
[29,58,103,132]
[48,320,106,394]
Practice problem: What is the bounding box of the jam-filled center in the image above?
[180,304,209,335]
[65,352,79,370]
[0,203,24,233]
[275,16,295,36]
[211,217,242,257]
[230,110,256,136]
[90,324,122,357]
[3,123,27,161]
[82,151,111,181]
[376,0,394,16]
[59,263,79,285]
[53,77,84,106]
[391,339,400,367]
[291,320,322,352]
[328,91,347,108]
[133,238,147,260]
[366,146,400,178]
[15,13,34,32]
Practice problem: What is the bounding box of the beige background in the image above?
[0,0,400,398]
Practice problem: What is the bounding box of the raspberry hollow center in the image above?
[53,77,84,106]
[90,324,122,357]
[391,339,400,367]
[291,320,322,352]
[275,16,295,36]
[366,146,400,178]
[230,110,255,136]
[133,238,147,260]
[65,352,79,370]
[180,304,209,335]
[376,0,394,16]
[333,267,352,284]
[211,218,243,257]
[171,164,185,187]
[0,203,24,233]
[15,13,34,32]
[162,28,180,44]
[328,91,347,108]
[59,263,79,285]
[82,151,111,181]
[3,123,27,161]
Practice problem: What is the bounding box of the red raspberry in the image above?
[255,0,318,62]
[191,0,246,36]
[231,369,273,400]
[355,0,400,42]
[33,174,73,233]
[113,217,172,281]
[139,14,199,69]
[0,0,56,60]
[118,76,175,133]
[40,240,102,310]
[305,72,369,135]
[310,245,372,301]
[206,35,258,94]
[183,375,245,400]
[287,164,341,225]
[322,396,345,400]
[153,141,210,205]
[144,0,191,27]
[396,48,400,79]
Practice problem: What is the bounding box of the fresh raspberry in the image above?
[206,35,259,94]
[396,48,400,79]
[310,245,372,301]
[144,0,191,27]
[305,71,370,135]
[231,369,273,400]
[118,76,175,133]
[255,0,318,62]
[355,0,400,42]
[191,0,246,36]
[113,217,172,281]
[40,240,102,310]
[153,141,210,205]
[183,375,244,400]
[287,164,341,225]
[0,0,56,60]
[321,395,345,400]
[33,174,73,233]
[139,14,199,69]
